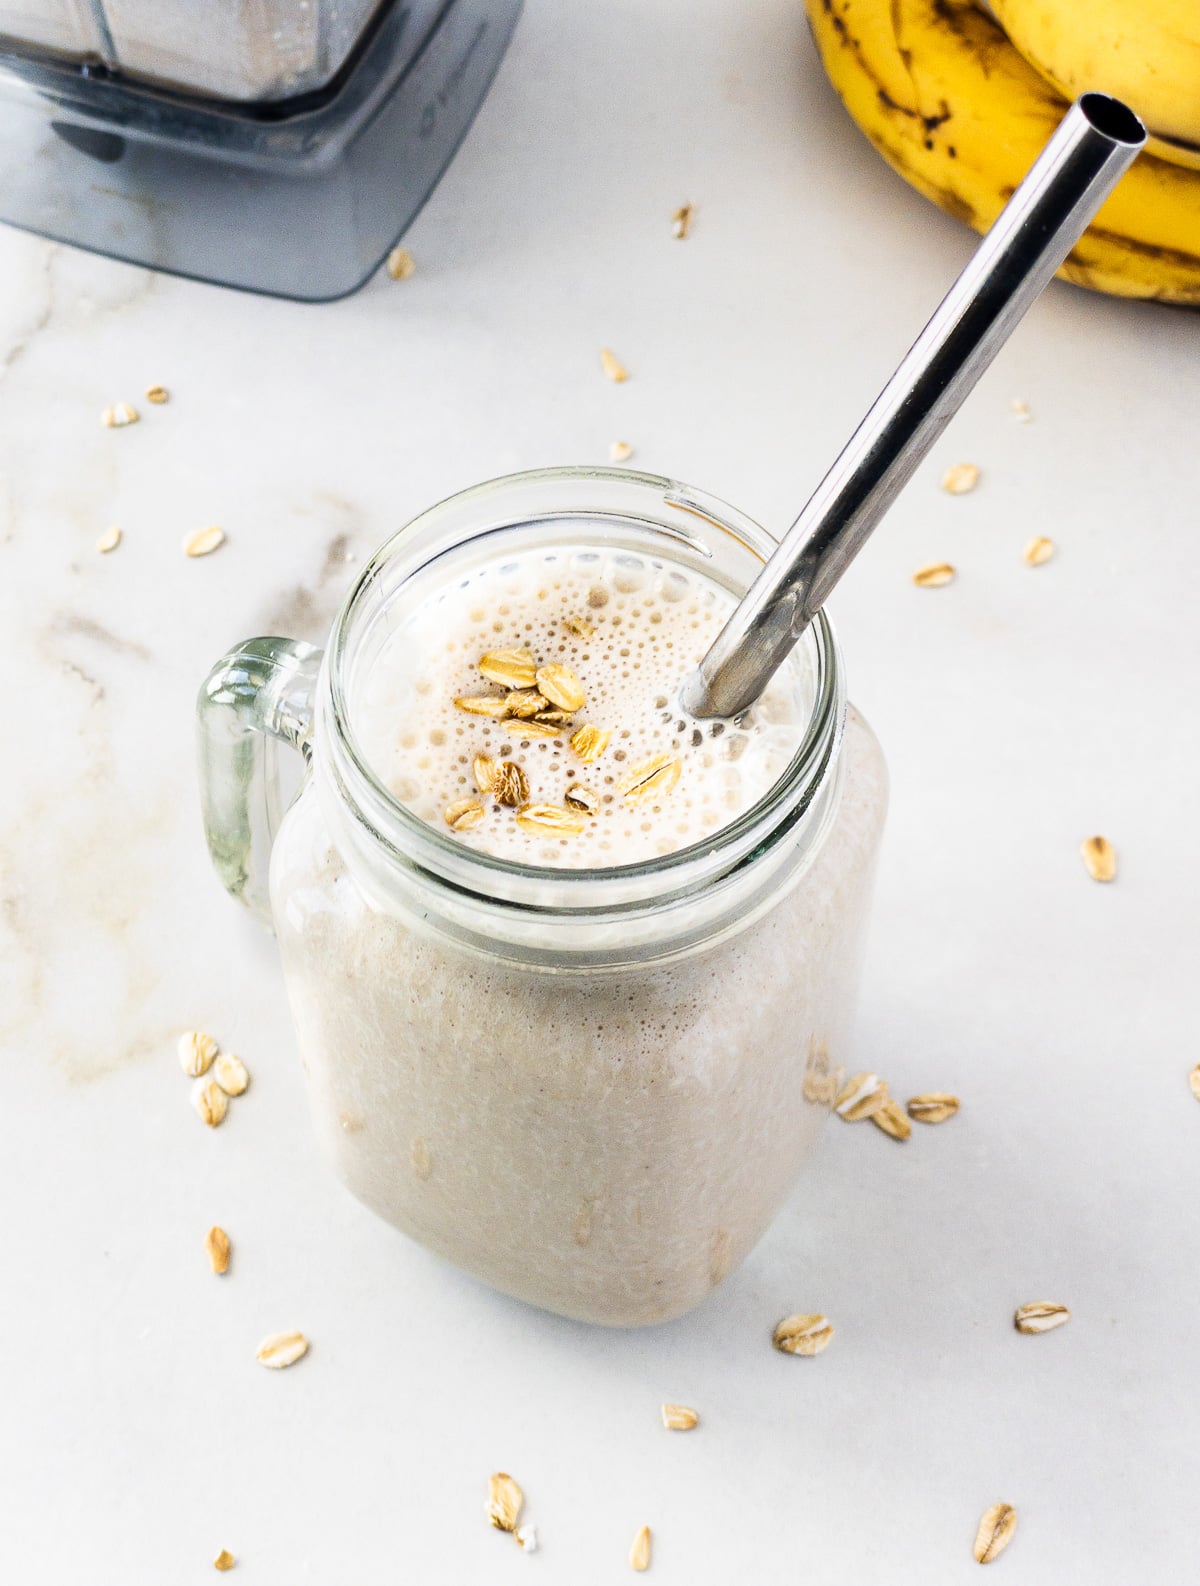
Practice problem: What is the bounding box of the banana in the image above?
[804,0,1200,302]
[991,0,1200,169]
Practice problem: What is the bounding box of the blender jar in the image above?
[0,0,522,297]
[101,0,407,103]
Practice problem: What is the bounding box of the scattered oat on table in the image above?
[1014,1302,1070,1334]
[609,439,634,463]
[204,1226,231,1275]
[941,462,980,495]
[486,1472,524,1532]
[906,1093,959,1124]
[213,1052,249,1097]
[973,1502,1017,1564]
[1010,398,1031,422]
[629,1524,652,1572]
[773,1313,834,1356]
[184,525,225,559]
[1189,1065,1200,1102]
[871,1098,912,1141]
[410,1137,432,1179]
[145,384,169,404]
[1080,835,1116,883]
[102,401,138,428]
[671,202,693,239]
[213,1549,235,1571]
[96,525,122,554]
[255,1330,309,1369]
[600,347,629,383]
[661,1403,699,1431]
[386,246,416,281]
[191,1076,228,1128]
[802,1066,839,1105]
[913,561,956,588]
[1023,536,1055,566]
[835,1072,888,1122]
[179,1030,218,1077]
[516,1525,538,1552]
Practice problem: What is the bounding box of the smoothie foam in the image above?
[354,545,811,867]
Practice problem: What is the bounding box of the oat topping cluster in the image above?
[443,633,682,845]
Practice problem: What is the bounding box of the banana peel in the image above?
[805,0,1200,302]
[991,0,1200,169]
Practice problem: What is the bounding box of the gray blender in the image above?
[0,0,521,299]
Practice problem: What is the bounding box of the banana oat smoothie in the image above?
[256,474,888,1325]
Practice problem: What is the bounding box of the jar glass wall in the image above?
[200,468,889,1325]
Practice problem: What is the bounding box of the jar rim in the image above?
[319,466,845,914]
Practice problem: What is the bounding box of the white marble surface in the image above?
[2,0,1199,1578]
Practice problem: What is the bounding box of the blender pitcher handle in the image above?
[196,637,323,926]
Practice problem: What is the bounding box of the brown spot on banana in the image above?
[875,86,952,140]
[1077,227,1200,276]
[870,136,980,228]
[1062,261,1200,304]
[1061,233,1200,303]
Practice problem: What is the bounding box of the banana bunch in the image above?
[804,0,1200,302]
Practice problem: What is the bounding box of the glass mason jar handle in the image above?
[197,636,323,926]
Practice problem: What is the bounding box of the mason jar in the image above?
[198,468,888,1326]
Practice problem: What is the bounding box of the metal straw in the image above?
[682,93,1146,720]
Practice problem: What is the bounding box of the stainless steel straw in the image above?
[682,93,1146,720]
